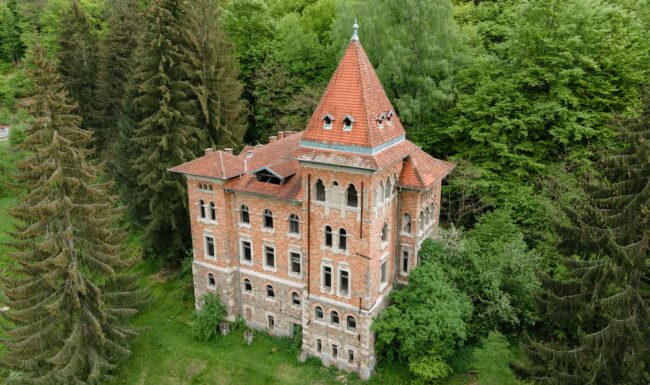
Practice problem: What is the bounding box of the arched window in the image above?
[207,273,215,287]
[199,200,206,218]
[425,207,431,225]
[402,213,412,234]
[209,202,216,221]
[331,311,340,325]
[375,182,384,206]
[347,315,357,331]
[381,223,389,242]
[325,226,333,247]
[243,278,252,292]
[343,115,354,131]
[289,214,300,234]
[339,228,347,251]
[384,179,392,200]
[291,292,301,306]
[266,285,275,298]
[346,184,358,207]
[315,306,324,320]
[240,204,250,224]
[263,209,273,228]
[315,179,326,202]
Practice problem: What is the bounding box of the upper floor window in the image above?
[315,306,324,320]
[207,273,215,287]
[325,226,333,247]
[263,209,273,228]
[347,315,357,331]
[264,245,276,268]
[315,179,326,202]
[384,179,392,200]
[343,115,354,131]
[240,240,252,263]
[289,214,300,234]
[198,182,213,191]
[339,269,350,296]
[204,234,215,258]
[243,278,252,292]
[240,204,250,224]
[322,114,333,129]
[381,223,389,243]
[331,311,340,325]
[290,252,302,275]
[380,260,387,285]
[338,228,347,251]
[266,285,275,298]
[346,184,358,207]
[291,292,301,306]
[199,200,206,218]
[402,249,410,273]
[402,213,412,234]
[322,265,332,291]
[209,202,216,221]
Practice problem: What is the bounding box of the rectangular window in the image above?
[380,260,387,284]
[348,350,354,364]
[316,339,322,353]
[339,269,349,296]
[240,240,252,262]
[402,250,409,273]
[205,235,215,258]
[268,315,275,329]
[332,344,338,358]
[290,252,302,275]
[323,265,332,291]
[265,246,275,268]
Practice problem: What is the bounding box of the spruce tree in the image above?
[131,0,201,263]
[57,0,100,133]
[528,90,650,384]
[178,0,247,149]
[95,0,143,150]
[0,43,146,385]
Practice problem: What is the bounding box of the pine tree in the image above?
[95,0,143,150]
[528,89,650,384]
[131,0,201,263]
[57,0,100,132]
[0,43,146,385]
[178,0,247,149]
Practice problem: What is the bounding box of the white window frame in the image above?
[242,278,253,295]
[288,249,302,278]
[204,232,216,260]
[337,266,351,298]
[400,247,411,275]
[207,273,216,290]
[291,291,301,308]
[265,284,276,301]
[239,237,253,265]
[263,243,276,272]
[321,262,333,293]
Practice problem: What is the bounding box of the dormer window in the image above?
[386,110,394,125]
[322,114,334,129]
[343,115,355,131]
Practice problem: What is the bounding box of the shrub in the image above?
[408,349,452,385]
[191,293,227,341]
[472,331,520,385]
[8,123,26,146]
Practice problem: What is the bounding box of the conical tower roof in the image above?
[298,23,405,154]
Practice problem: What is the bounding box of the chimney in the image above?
[224,148,233,155]
[284,131,293,136]
[269,135,277,143]
[278,131,285,139]
[204,148,214,155]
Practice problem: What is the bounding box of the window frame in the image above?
[315,179,326,202]
[204,233,216,259]
[240,238,253,264]
[209,201,216,221]
[338,228,347,251]
[199,199,206,219]
[266,284,275,300]
[243,278,253,293]
[207,273,216,288]
[288,214,300,235]
[291,292,301,307]
[289,250,302,277]
[346,315,357,331]
[263,244,276,270]
[314,306,324,321]
[346,184,358,208]
[330,311,340,326]
[240,204,250,225]
[322,264,333,292]
[263,209,274,229]
[338,268,350,297]
[324,225,333,247]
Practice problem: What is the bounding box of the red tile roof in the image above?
[301,40,405,149]
[169,150,245,179]
[398,144,455,189]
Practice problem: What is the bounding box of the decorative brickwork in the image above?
[171,31,454,380]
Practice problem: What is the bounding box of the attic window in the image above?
[322,114,334,129]
[255,169,281,184]
[343,115,355,131]
[386,110,394,125]
[246,151,254,158]
[377,113,385,129]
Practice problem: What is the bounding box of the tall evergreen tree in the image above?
[95,0,143,150]
[178,0,247,149]
[0,43,145,385]
[0,0,26,63]
[57,0,100,132]
[528,90,650,384]
[131,0,201,263]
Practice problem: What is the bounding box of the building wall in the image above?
[185,165,443,380]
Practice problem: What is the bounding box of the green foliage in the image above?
[7,123,25,146]
[471,331,520,385]
[0,43,146,385]
[422,209,540,338]
[408,349,453,385]
[191,294,227,342]
[528,88,650,385]
[373,263,472,363]
[0,0,26,63]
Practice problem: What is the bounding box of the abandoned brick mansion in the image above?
[170,23,454,379]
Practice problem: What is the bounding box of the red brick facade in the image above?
[171,33,454,380]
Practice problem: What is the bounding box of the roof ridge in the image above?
[218,150,226,179]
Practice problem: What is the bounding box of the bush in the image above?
[191,294,227,341]
[472,331,520,385]
[408,349,452,385]
[8,123,26,146]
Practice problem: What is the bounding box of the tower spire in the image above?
[351,18,359,41]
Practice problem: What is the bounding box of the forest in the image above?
[0,0,648,384]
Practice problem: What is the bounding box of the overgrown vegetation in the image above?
[192,294,227,342]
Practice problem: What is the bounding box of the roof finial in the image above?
[351,18,359,41]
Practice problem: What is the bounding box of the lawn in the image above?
[0,141,475,385]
